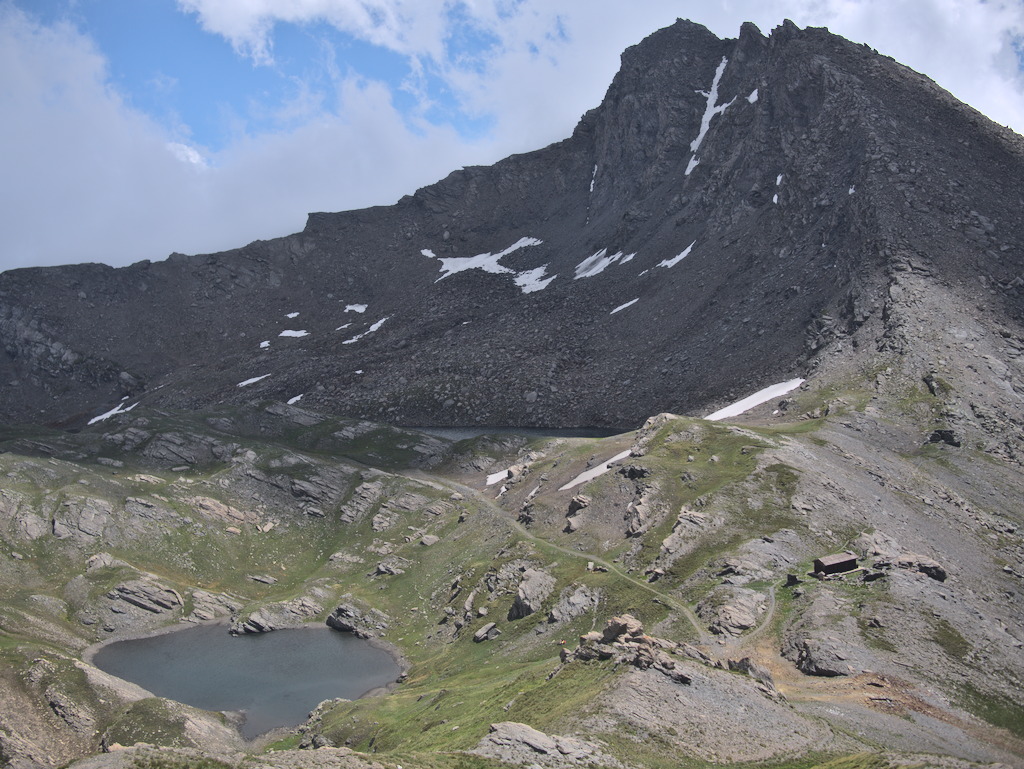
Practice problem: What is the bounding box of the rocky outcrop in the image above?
[326,601,390,638]
[472,722,621,768]
[696,587,766,636]
[782,636,858,677]
[52,497,114,542]
[562,615,691,685]
[189,590,243,622]
[338,481,384,524]
[107,579,183,614]
[564,494,589,532]
[140,432,237,468]
[781,590,875,677]
[290,467,356,516]
[547,585,601,625]
[186,496,259,526]
[508,568,556,620]
[231,596,323,634]
[888,553,948,582]
[374,556,409,576]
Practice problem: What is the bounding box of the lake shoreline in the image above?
[81,618,409,741]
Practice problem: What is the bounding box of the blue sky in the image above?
[2,0,1023,271]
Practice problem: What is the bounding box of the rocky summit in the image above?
[1,17,1023,769]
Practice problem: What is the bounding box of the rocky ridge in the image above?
[0,19,1020,442]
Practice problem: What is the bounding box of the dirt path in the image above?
[410,471,715,646]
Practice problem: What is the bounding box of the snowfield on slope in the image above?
[575,249,635,279]
[559,449,633,491]
[423,238,556,294]
[343,317,389,344]
[705,379,805,421]
[88,399,138,425]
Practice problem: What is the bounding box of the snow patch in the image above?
[424,237,554,294]
[426,237,542,281]
[285,312,299,318]
[287,394,303,405]
[88,400,138,425]
[575,249,635,279]
[345,304,367,313]
[610,298,639,315]
[590,164,597,193]
[776,174,783,186]
[559,449,633,491]
[685,57,734,176]
[515,266,557,293]
[259,340,270,349]
[238,374,271,388]
[658,241,695,269]
[279,330,309,338]
[486,468,512,486]
[343,316,389,345]
[848,186,856,195]
[335,323,352,331]
[704,378,805,421]
[772,193,779,205]
[747,88,759,103]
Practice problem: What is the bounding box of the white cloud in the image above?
[167,141,208,167]
[171,1,1024,149]
[1,1,1022,272]
[0,4,496,270]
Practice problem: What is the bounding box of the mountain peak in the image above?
[0,19,1021,441]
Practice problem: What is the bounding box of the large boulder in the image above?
[508,568,556,620]
[601,614,645,642]
[473,622,501,642]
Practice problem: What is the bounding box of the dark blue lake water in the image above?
[92,624,401,739]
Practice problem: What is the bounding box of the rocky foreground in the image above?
[0,378,1021,768]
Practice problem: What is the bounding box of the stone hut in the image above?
[813,552,858,575]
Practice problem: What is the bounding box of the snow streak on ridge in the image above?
[685,57,734,176]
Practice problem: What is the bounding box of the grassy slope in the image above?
[0,399,1020,768]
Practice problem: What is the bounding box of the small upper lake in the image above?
[92,624,401,739]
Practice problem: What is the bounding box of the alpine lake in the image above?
[92,624,401,739]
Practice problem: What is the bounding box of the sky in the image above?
[2,1,1023,273]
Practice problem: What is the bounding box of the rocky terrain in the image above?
[0,14,1023,769]
[1,19,1021,436]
